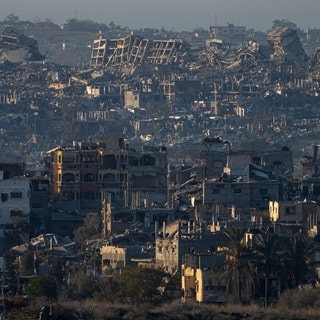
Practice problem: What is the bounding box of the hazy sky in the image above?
[1,0,320,32]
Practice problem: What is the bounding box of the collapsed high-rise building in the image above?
[267,27,308,63]
[0,26,45,64]
[90,34,188,67]
[267,27,309,81]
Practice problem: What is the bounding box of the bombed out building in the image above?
[48,134,168,213]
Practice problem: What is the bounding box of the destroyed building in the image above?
[0,26,45,64]
[267,27,309,81]
[267,27,308,63]
[155,220,225,274]
[209,23,247,44]
[48,134,168,213]
[90,34,188,67]
[182,254,227,303]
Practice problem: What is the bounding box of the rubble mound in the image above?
[0,26,45,64]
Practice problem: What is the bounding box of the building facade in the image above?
[0,177,31,239]
[49,134,168,212]
[269,200,320,236]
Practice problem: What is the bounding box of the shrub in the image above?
[276,287,320,310]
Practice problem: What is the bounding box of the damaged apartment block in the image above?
[90,34,187,67]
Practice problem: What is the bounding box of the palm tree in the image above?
[283,234,315,288]
[253,231,283,306]
[219,228,256,303]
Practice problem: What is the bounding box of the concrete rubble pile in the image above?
[185,27,308,82]
[310,47,320,78]
[0,24,320,166]
[267,27,308,63]
[0,26,45,64]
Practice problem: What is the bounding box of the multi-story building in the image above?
[155,221,225,274]
[200,146,293,182]
[49,134,168,212]
[0,176,31,241]
[50,143,100,211]
[300,144,320,199]
[203,178,281,211]
[90,34,187,67]
[200,146,292,212]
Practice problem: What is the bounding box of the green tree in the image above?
[219,228,256,303]
[94,276,120,303]
[115,267,170,304]
[26,276,57,301]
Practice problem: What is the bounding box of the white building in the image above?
[0,177,31,238]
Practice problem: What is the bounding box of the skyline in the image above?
[1,0,320,32]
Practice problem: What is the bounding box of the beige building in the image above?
[101,245,128,271]
[269,200,320,236]
[100,244,152,272]
[155,221,225,274]
[181,254,226,303]
[124,90,140,109]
